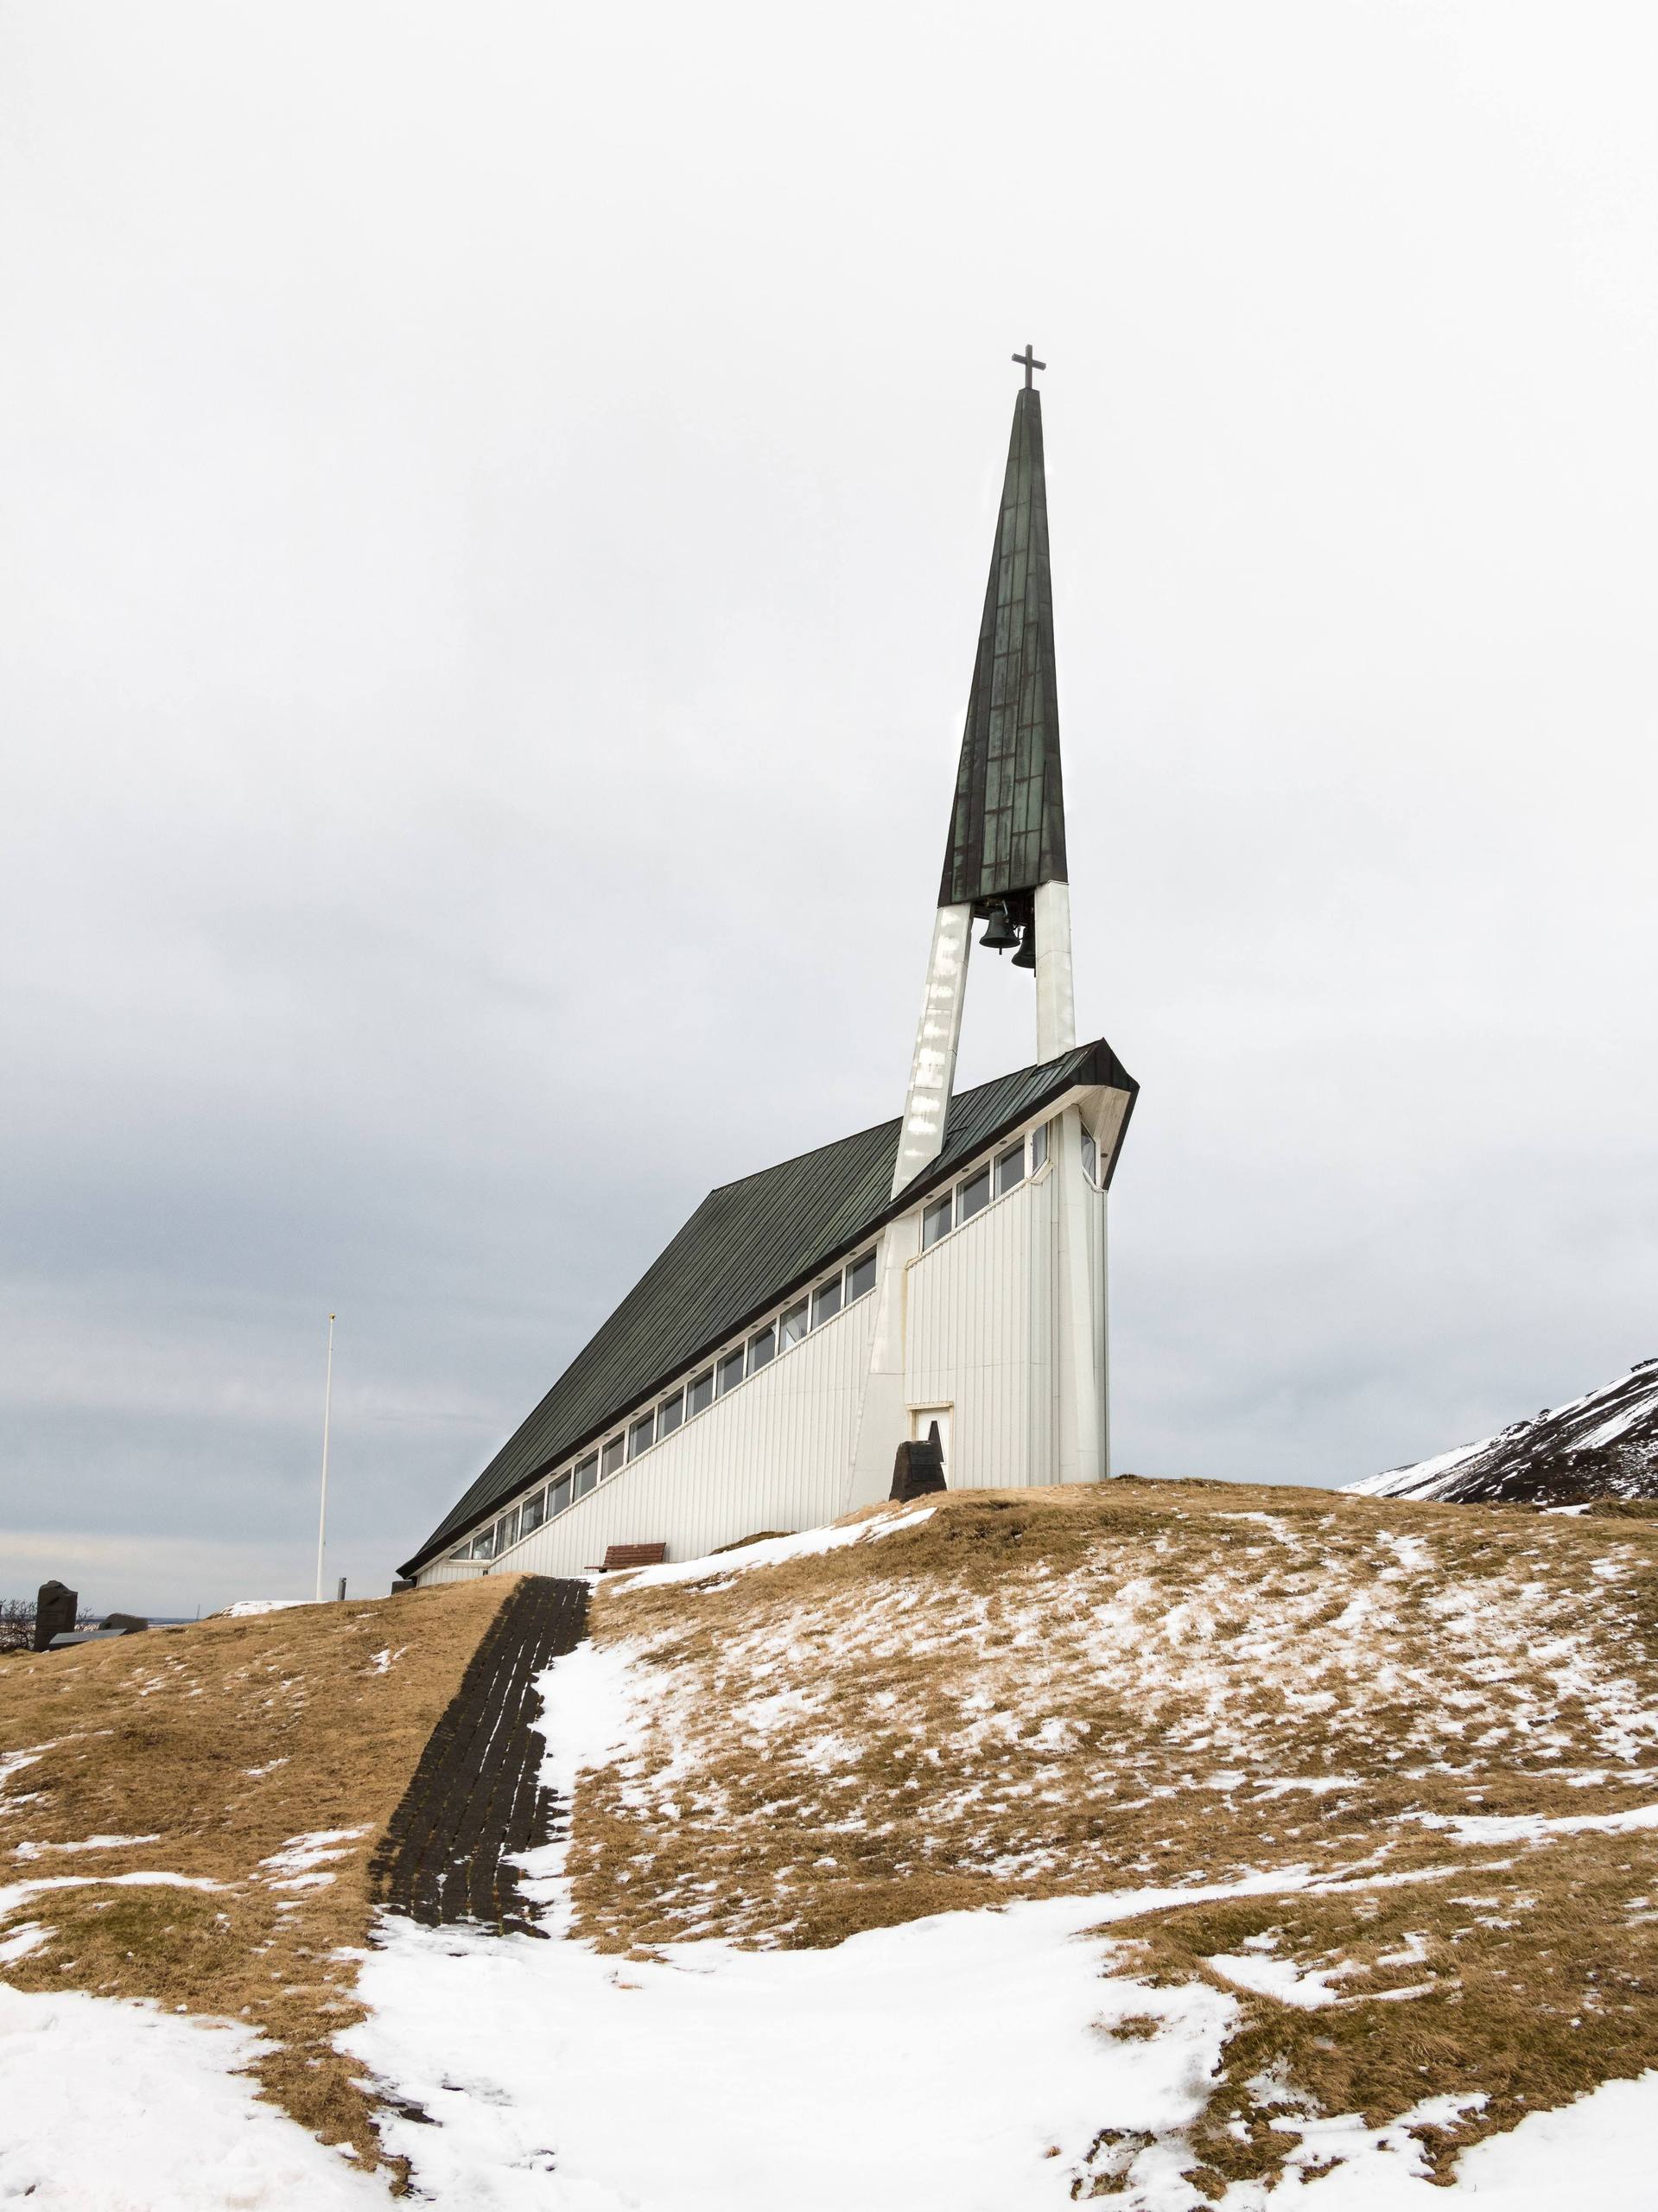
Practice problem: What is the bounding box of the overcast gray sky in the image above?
[4,3,1655,1615]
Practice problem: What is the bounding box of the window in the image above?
[520,1488,547,1536]
[923,1192,953,1248]
[779,1299,809,1350]
[1081,1125,1098,1181]
[549,1471,573,1516]
[469,1527,495,1560]
[747,1323,777,1371]
[995,1141,1025,1198]
[689,1368,715,1416]
[496,1505,521,1553]
[1031,1121,1049,1170]
[575,1453,599,1498]
[846,1249,877,1302]
[600,1434,625,1479]
[628,1410,655,1459]
[812,1275,842,1327]
[717,1347,745,1395]
[657,1389,684,1438]
[958,1166,991,1222]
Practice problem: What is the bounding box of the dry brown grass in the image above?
[574,1478,1658,2192]
[0,1575,513,2171]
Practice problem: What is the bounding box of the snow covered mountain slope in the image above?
[1350,1357,1658,1503]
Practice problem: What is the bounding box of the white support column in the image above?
[1033,879,1076,1062]
[1052,1103,1105,1485]
[846,1213,920,1510]
[892,902,973,1198]
[1099,1185,1111,1479]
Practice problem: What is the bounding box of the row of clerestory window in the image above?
[920,1118,1050,1252]
[450,1114,1079,1567]
[450,1243,880,1562]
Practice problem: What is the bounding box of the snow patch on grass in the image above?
[0,1744,57,1796]
[1212,2076,1658,2208]
[1205,1949,1353,2009]
[0,1922,53,1964]
[342,1883,1658,2209]
[612,1504,937,1591]
[0,1872,221,1922]
[1410,1801,1658,1846]
[0,1984,382,2209]
[346,1889,1251,2211]
[257,1827,370,1878]
[11,1832,161,1859]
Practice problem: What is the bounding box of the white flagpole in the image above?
[314,1313,335,1603]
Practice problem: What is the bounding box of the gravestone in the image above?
[889,1424,947,1504]
[33,1580,78,1652]
[98,1612,149,1635]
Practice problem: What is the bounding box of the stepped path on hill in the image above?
[0,1569,550,2177]
[369,1574,589,1936]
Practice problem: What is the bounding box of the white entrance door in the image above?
[910,1405,951,1476]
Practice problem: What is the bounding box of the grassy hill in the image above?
[4,1479,1657,2202]
[576,1480,1658,2196]
[0,1576,511,2171]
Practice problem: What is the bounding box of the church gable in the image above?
[402,1042,1130,1575]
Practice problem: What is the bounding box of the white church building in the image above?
[402,361,1137,1588]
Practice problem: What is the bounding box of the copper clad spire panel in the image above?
[938,385,1069,907]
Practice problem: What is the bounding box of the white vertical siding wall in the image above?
[1086,1182,1109,1471]
[416,1083,1122,1586]
[904,1168,1058,1492]
[422,1289,881,1583]
[418,1559,486,1586]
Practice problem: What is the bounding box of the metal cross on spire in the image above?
[1012,343,1045,389]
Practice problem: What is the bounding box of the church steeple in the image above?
[892,357,1079,1199]
[938,380,1068,912]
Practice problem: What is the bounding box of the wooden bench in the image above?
[600,1542,668,1573]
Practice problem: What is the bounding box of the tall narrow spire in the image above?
[939,384,1068,909]
[893,366,1078,1200]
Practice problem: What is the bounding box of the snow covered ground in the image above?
[0,1984,383,2209]
[6,1539,1658,2208]
[608,1502,937,1590]
[338,1637,1658,2210]
[567,1492,1658,1948]
[340,1887,1658,2212]
[5,1882,1656,2209]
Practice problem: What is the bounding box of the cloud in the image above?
[3,2,1656,1612]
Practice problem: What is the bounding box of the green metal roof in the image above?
[402,1040,1134,1574]
[938,385,1069,908]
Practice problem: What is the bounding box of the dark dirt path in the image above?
[370,1574,588,1936]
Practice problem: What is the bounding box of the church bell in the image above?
[1010,924,1036,970]
[979,901,1019,954]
